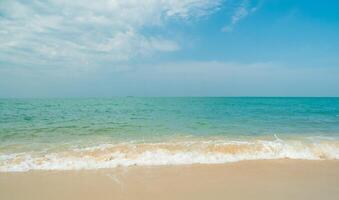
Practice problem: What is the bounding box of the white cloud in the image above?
[222,0,259,32]
[2,60,338,97]
[0,0,222,68]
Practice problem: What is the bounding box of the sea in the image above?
[0,97,338,171]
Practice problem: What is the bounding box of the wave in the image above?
[1,138,339,172]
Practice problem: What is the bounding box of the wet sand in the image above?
[1,160,339,200]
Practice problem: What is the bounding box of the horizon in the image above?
[1,96,339,99]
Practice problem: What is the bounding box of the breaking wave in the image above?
[1,137,339,172]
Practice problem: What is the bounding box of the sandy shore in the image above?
[1,160,339,200]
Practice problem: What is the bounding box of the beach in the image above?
[1,160,339,200]
[1,0,339,199]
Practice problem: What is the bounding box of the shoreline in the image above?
[1,160,339,200]
[2,137,339,172]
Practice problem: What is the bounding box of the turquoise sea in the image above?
[1,97,339,171]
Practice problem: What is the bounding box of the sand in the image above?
[1,160,339,200]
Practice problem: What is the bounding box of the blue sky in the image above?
[0,0,338,97]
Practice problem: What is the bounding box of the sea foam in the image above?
[1,138,339,172]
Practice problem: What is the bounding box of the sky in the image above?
[0,0,339,97]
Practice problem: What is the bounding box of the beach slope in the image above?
[1,160,339,200]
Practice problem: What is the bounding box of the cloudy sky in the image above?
[0,0,338,97]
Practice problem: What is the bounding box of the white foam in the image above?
[1,139,339,172]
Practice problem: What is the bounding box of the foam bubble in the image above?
[1,139,339,172]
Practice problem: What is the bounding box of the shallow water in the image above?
[1,97,339,171]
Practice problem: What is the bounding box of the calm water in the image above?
[1,97,339,171]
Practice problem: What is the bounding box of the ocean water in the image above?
[0,97,339,171]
